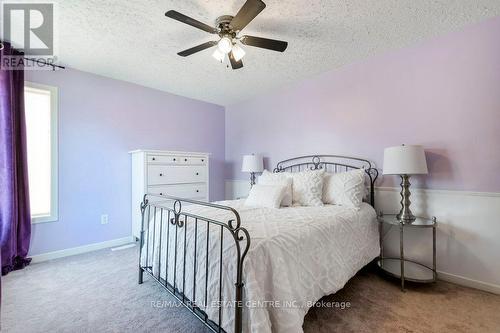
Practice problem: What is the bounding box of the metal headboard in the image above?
[273,155,379,207]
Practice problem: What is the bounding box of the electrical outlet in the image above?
[101,214,109,225]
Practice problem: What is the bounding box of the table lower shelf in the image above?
[377,258,436,283]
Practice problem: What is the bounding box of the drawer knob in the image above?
[196,190,199,193]
[201,159,204,162]
[159,192,163,195]
[152,157,155,161]
[184,158,187,162]
[196,172,199,176]
[159,173,163,176]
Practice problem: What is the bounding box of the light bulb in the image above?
[212,48,225,62]
[231,44,246,61]
[217,37,233,54]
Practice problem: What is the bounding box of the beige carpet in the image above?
[304,269,500,333]
[2,246,499,333]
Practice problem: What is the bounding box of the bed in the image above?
[138,155,379,333]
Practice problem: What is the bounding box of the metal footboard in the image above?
[138,194,250,333]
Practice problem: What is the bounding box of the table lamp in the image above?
[241,154,263,186]
[383,145,428,222]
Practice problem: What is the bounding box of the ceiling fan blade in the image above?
[177,41,218,57]
[241,35,288,52]
[165,10,218,34]
[230,0,266,32]
[229,51,243,69]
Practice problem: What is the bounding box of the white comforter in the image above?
[141,200,379,333]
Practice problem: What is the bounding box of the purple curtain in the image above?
[0,42,32,276]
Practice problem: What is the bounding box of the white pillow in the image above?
[258,170,293,206]
[322,168,365,209]
[244,184,287,209]
[291,169,325,207]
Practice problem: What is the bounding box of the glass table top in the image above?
[378,214,436,227]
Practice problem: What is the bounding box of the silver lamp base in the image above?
[250,172,256,187]
[397,174,416,223]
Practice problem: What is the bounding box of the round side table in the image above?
[377,212,437,291]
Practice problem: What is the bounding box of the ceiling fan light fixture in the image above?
[166,0,288,70]
[217,36,233,54]
[232,44,246,61]
[212,48,225,62]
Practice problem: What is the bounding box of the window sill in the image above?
[31,215,58,224]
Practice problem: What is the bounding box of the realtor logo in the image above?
[2,3,54,55]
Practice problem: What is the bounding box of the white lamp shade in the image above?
[241,154,264,173]
[212,48,225,62]
[231,44,246,61]
[217,37,233,54]
[383,145,428,175]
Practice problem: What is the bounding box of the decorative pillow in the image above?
[291,169,325,207]
[244,184,287,209]
[258,170,293,206]
[322,168,365,209]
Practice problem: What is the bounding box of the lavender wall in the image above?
[25,68,225,255]
[226,17,500,193]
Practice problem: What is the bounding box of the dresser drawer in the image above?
[147,154,180,164]
[147,154,207,165]
[177,156,207,165]
[147,196,175,205]
[148,184,207,199]
[145,198,205,213]
[148,165,206,185]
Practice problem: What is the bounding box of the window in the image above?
[24,82,58,223]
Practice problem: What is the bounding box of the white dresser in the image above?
[130,150,209,239]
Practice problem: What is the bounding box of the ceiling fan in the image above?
[165,0,288,70]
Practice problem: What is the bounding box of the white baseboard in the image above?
[438,271,500,295]
[30,236,136,263]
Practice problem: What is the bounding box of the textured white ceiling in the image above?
[51,1,500,105]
